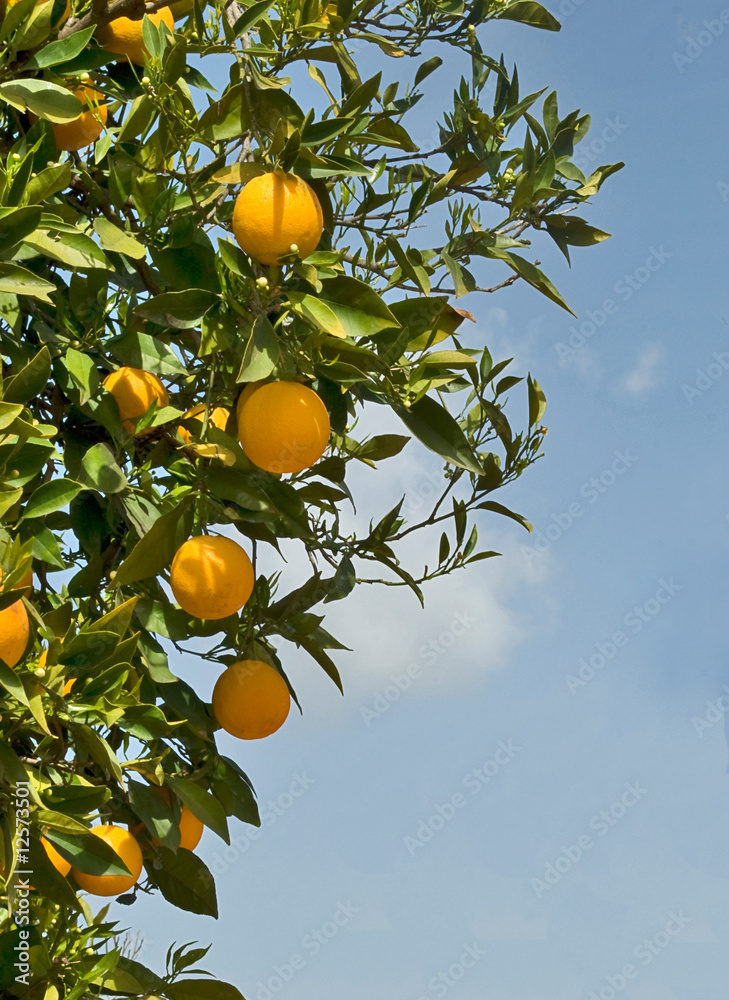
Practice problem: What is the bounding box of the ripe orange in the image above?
[170,535,254,620]
[178,404,230,445]
[71,825,143,897]
[0,599,28,668]
[212,659,290,740]
[52,86,107,152]
[97,7,174,64]
[41,836,71,877]
[232,172,323,265]
[103,366,169,433]
[237,381,330,474]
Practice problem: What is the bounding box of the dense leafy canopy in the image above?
[0,0,620,994]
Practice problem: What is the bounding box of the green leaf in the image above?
[232,0,274,35]
[441,249,476,299]
[527,375,547,426]
[4,346,51,403]
[112,497,193,588]
[397,395,482,474]
[0,206,42,256]
[145,847,218,917]
[166,776,230,843]
[289,275,399,339]
[108,330,187,377]
[495,1,561,30]
[0,263,56,302]
[22,478,83,520]
[25,230,110,271]
[134,289,219,329]
[127,778,179,850]
[476,499,532,532]
[25,162,72,204]
[93,217,146,260]
[62,346,100,405]
[100,956,166,995]
[237,316,279,382]
[24,26,96,69]
[27,834,80,911]
[166,980,246,1000]
[414,55,443,86]
[89,596,139,637]
[0,737,34,785]
[44,829,133,877]
[71,723,125,787]
[78,443,128,494]
[503,253,575,315]
[323,554,356,603]
[0,79,83,123]
[353,434,410,462]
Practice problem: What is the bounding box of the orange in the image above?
[232,172,323,265]
[237,381,330,474]
[70,825,143,897]
[178,404,229,445]
[97,7,174,64]
[170,535,254,620]
[103,366,169,433]
[52,86,107,152]
[0,599,28,668]
[41,836,71,877]
[212,659,290,740]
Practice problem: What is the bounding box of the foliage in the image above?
[0,0,621,994]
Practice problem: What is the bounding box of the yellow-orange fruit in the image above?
[170,535,254,620]
[97,7,174,64]
[237,381,330,474]
[52,86,107,152]
[232,172,323,265]
[41,837,71,877]
[178,404,229,445]
[212,659,290,740]
[0,600,28,668]
[70,825,143,897]
[103,366,169,432]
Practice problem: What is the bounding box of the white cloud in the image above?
[621,341,664,396]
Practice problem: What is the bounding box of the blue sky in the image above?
[120,2,729,998]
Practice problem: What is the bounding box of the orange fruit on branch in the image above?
[0,598,28,668]
[103,366,169,433]
[212,659,290,740]
[177,403,230,444]
[237,380,330,474]
[97,7,174,64]
[232,171,323,265]
[52,85,107,152]
[170,535,254,620]
[70,825,143,898]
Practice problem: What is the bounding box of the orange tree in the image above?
[0,0,621,994]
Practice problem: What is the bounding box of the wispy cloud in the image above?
[622,341,664,396]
